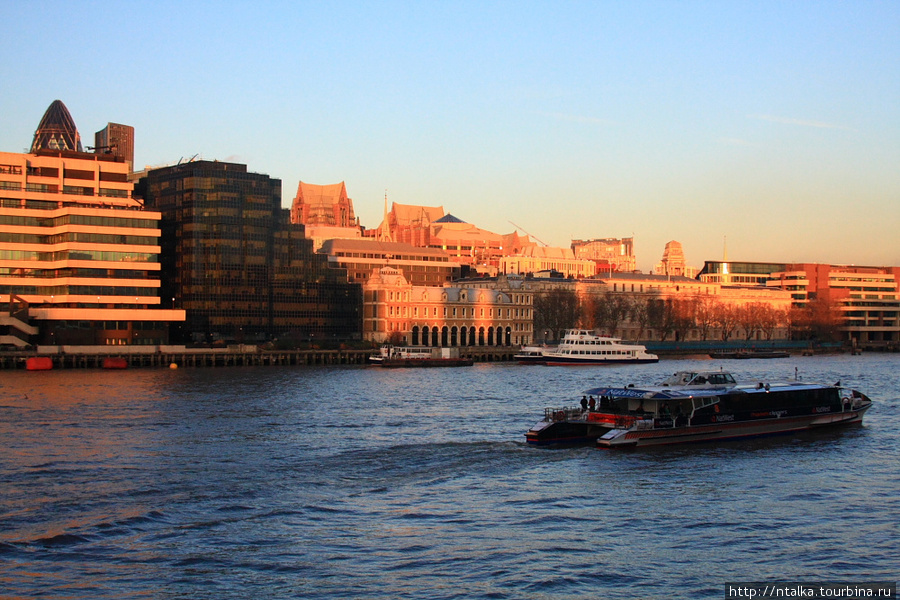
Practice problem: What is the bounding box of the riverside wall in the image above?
[0,345,521,369]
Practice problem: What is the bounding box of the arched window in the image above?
[411,326,420,346]
[431,327,439,347]
[487,327,494,346]
[450,326,458,346]
[505,327,512,346]
[441,326,449,347]
[421,326,430,347]
[478,327,485,346]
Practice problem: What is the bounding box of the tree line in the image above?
[533,289,841,343]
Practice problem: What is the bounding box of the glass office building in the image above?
[136,161,360,344]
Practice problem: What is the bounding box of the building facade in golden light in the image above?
[571,237,636,272]
[372,202,532,273]
[768,264,900,344]
[0,147,184,346]
[500,245,597,279]
[94,122,135,172]
[319,238,462,286]
[362,267,533,346]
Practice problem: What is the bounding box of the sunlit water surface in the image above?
[1,355,898,599]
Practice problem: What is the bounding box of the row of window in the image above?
[0,213,158,229]
[0,267,153,279]
[0,232,157,246]
[335,252,450,262]
[0,250,157,262]
[385,305,531,319]
[0,285,158,297]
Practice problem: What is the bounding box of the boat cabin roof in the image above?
[660,371,737,387]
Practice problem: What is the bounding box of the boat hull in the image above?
[525,419,614,446]
[371,358,474,368]
[542,357,659,366]
[597,405,870,448]
[25,356,53,371]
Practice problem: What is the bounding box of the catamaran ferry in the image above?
[525,370,872,447]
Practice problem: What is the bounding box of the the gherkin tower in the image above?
[31,99,83,152]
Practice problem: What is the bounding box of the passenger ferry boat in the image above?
[525,370,872,447]
[540,329,658,365]
[368,345,474,368]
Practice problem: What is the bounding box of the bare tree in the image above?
[591,293,633,337]
[533,288,580,342]
[737,303,764,340]
[671,298,696,342]
[631,296,652,340]
[757,305,784,340]
[694,295,718,341]
[713,303,739,341]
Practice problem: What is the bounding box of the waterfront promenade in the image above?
[0,345,522,369]
[1,339,885,370]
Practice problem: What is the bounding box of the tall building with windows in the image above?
[136,160,361,344]
[94,122,135,172]
[31,100,83,153]
[0,145,184,345]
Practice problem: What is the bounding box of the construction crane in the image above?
[508,221,549,246]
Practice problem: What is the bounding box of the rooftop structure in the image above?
[290,181,357,227]
[374,202,532,273]
[654,240,696,277]
[30,100,83,153]
[697,260,787,286]
[318,238,462,286]
[500,245,597,279]
[571,237,636,272]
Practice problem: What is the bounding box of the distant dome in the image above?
[434,213,466,223]
[31,100,83,152]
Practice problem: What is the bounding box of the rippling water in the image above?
[1,355,898,599]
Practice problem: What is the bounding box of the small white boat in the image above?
[368,345,473,368]
[513,345,555,364]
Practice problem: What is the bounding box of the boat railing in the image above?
[543,407,583,422]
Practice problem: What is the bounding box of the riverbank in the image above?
[0,344,520,369]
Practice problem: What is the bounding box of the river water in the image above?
[1,354,898,599]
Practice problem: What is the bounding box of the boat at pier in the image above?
[513,345,554,364]
[525,370,872,447]
[539,329,658,365]
[368,345,473,368]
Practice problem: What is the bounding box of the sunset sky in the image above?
[2,1,897,272]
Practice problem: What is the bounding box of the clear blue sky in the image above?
[2,1,898,271]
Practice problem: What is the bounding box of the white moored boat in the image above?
[540,329,658,366]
